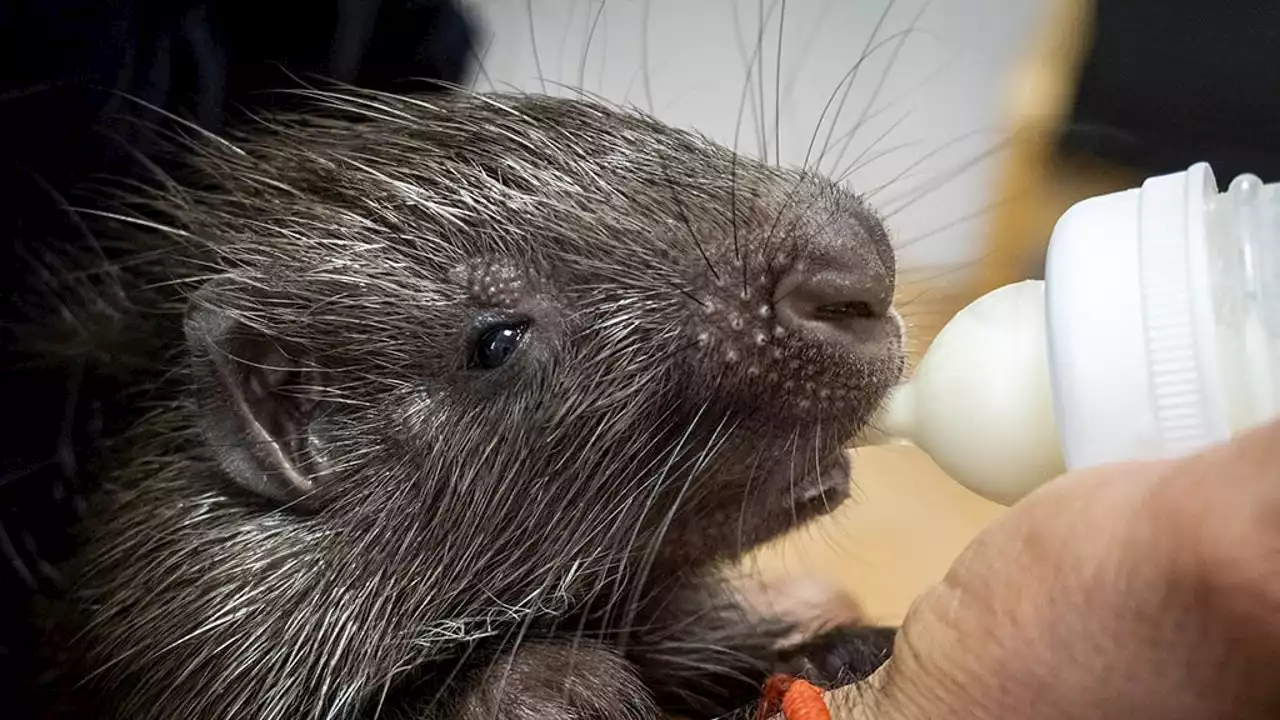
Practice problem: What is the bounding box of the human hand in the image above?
[836,418,1280,719]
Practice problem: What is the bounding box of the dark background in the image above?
[1060,0,1280,186]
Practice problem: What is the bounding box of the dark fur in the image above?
[12,88,904,720]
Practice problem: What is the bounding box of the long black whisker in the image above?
[525,0,548,95]
[658,159,721,282]
[826,0,934,177]
[799,26,921,179]
[578,0,608,100]
[893,194,1018,254]
[880,137,1011,216]
[862,129,1002,205]
[809,0,894,173]
[729,0,770,162]
[757,0,771,165]
[777,0,837,112]
[668,282,708,309]
[641,0,655,115]
[835,113,916,184]
[774,0,787,168]
[828,45,953,181]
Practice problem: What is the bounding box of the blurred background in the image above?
[465,0,1048,276]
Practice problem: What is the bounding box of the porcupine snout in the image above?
[683,177,905,426]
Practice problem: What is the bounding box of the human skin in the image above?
[831,418,1280,720]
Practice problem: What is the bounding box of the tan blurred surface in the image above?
[747,444,1005,625]
[979,0,1142,296]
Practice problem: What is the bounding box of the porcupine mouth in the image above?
[788,450,853,515]
[786,381,894,514]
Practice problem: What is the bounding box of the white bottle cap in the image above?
[1045,162,1231,470]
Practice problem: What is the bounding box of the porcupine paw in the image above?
[773,626,898,690]
[457,642,658,720]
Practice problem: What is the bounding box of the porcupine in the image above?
[10,87,906,720]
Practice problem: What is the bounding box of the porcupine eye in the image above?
[470,322,529,370]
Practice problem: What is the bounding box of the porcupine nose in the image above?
[773,252,894,351]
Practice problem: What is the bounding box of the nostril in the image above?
[813,300,880,321]
[773,266,893,343]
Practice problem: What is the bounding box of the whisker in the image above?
[880,136,1012,217]
[774,0,788,168]
[658,160,722,282]
[807,0,895,174]
[578,0,609,100]
[525,0,549,95]
[824,0,935,178]
[641,0,656,115]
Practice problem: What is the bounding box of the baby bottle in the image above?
[872,163,1280,505]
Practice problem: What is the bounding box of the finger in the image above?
[1161,418,1280,632]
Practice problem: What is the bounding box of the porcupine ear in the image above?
[184,280,327,504]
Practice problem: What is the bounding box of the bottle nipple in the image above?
[872,280,1066,505]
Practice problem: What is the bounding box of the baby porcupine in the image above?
[12,88,904,720]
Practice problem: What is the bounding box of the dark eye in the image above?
[470,323,528,370]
